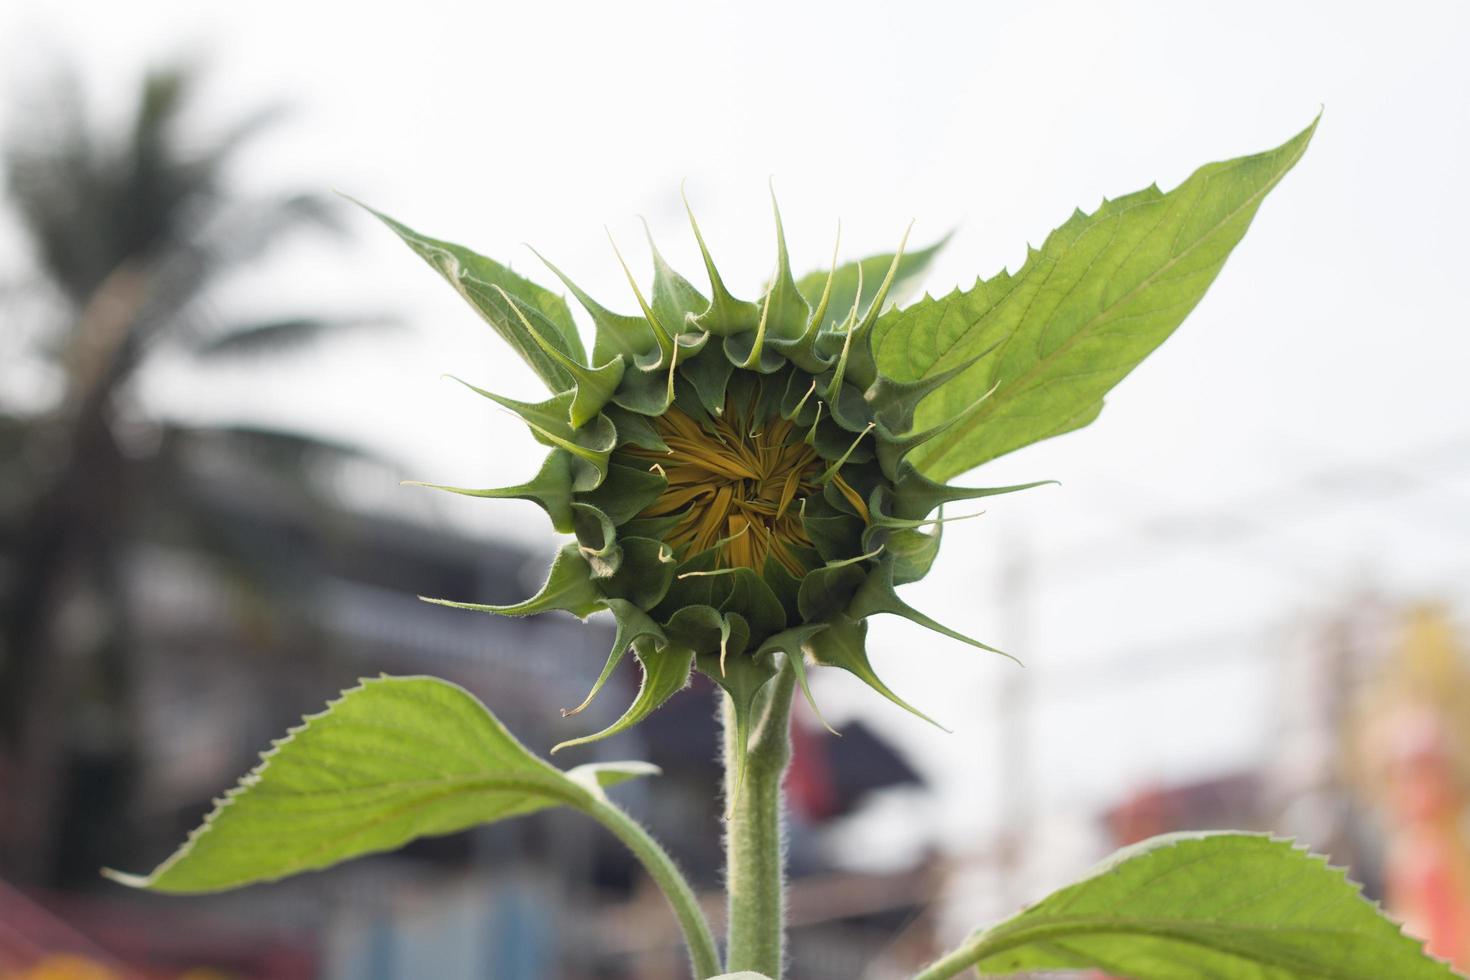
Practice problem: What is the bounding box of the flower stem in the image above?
[583,793,722,978]
[722,663,797,977]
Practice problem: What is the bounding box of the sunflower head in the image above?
[370,193,1041,774]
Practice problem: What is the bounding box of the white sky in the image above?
[4,0,1469,914]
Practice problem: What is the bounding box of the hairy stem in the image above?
[583,794,721,978]
[722,663,797,977]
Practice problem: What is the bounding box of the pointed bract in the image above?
[422,543,603,620]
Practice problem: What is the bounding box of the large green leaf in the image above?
[359,202,587,390]
[918,833,1456,980]
[874,119,1316,481]
[104,676,655,893]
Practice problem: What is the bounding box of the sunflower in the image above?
[369,193,1048,774]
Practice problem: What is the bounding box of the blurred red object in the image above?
[0,878,313,979]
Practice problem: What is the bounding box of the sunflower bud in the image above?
[368,193,1044,776]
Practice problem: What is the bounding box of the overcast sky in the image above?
[4,0,1469,913]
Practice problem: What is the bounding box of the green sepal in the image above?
[723,329,786,375]
[810,413,873,463]
[864,339,1000,436]
[670,370,716,428]
[656,548,725,617]
[799,494,864,563]
[760,190,811,343]
[600,536,677,610]
[815,419,876,485]
[779,371,821,427]
[772,226,840,373]
[835,225,913,392]
[795,231,952,334]
[805,614,948,731]
[890,463,1056,522]
[663,603,729,657]
[403,450,576,534]
[552,641,695,753]
[605,405,668,452]
[761,553,809,624]
[796,559,866,623]
[755,625,835,734]
[608,232,677,364]
[874,391,990,481]
[571,502,622,578]
[611,359,678,416]
[421,542,602,620]
[562,599,666,718]
[747,368,789,428]
[576,462,666,525]
[684,190,762,337]
[680,344,737,417]
[531,246,661,366]
[644,221,709,336]
[824,378,875,434]
[620,512,683,544]
[361,204,584,390]
[453,381,614,489]
[869,524,941,586]
[718,567,789,648]
[491,284,625,428]
[847,560,1014,661]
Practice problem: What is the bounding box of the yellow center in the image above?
[625,401,867,576]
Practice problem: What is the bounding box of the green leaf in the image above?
[795,232,950,333]
[360,202,587,390]
[919,832,1456,980]
[874,118,1317,481]
[104,676,657,893]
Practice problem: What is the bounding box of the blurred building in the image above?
[1,425,936,979]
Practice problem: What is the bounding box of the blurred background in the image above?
[1,1,1468,977]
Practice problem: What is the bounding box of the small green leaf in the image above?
[104,676,657,893]
[359,204,586,390]
[920,832,1456,980]
[875,118,1317,481]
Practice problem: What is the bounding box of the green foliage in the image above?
[917,833,1456,980]
[105,676,656,893]
[874,118,1317,481]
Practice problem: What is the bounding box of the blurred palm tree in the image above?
[0,64,374,884]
